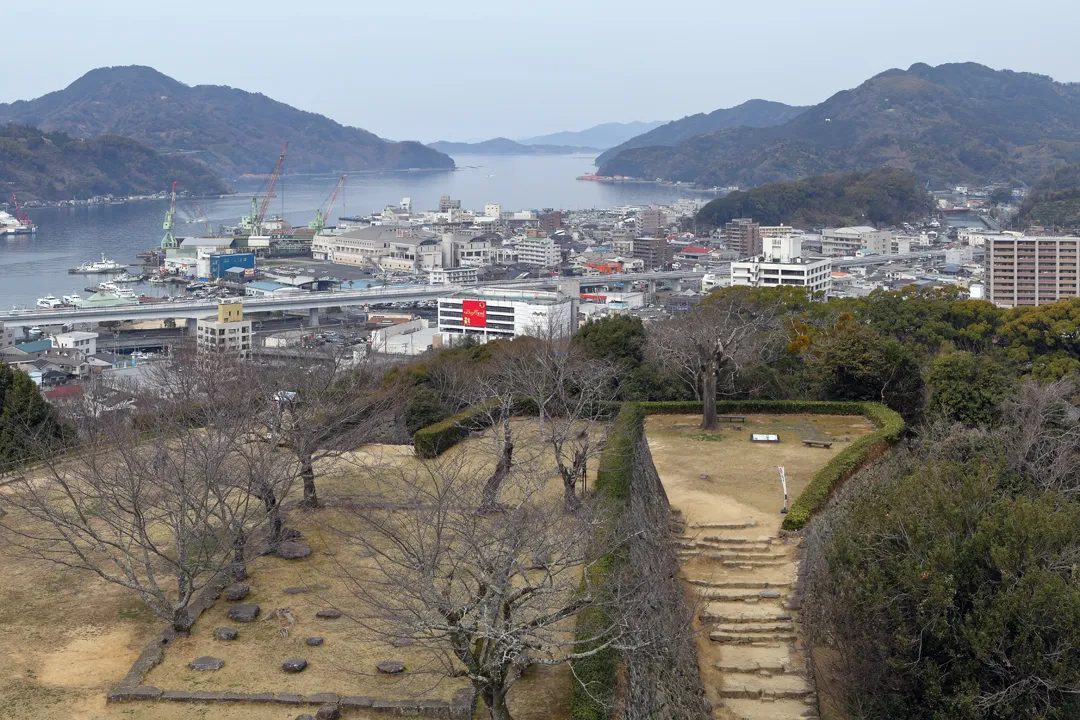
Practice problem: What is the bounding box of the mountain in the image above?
[427,137,599,155]
[1019,163,1080,230]
[696,168,935,229]
[595,100,807,165]
[518,121,666,150]
[0,124,227,202]
[599,63,1080,189]
[0,66,455,176]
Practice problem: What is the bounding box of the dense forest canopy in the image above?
[695,168,935,228]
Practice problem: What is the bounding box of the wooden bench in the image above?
[717,415,746,423]
[802,439,834,449]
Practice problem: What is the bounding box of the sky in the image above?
[4,0,1080,143]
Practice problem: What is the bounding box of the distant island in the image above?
[427,138,599,156]
[599,62,1080,189]
[0,65,454,177]
[0,124,227,202]
[518,120,666,150]
[695,168,935,229]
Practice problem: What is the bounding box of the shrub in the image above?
[412,402,495,458]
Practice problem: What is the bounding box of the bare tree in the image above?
[499,337,617,511]
[260,347,398,508]
[0,387,289,631]
[648,287,783,429]
[326,454,632,720]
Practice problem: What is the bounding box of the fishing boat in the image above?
[112,272,141,283]
[62,293,82,305]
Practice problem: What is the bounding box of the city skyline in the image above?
[4,0,1080,143]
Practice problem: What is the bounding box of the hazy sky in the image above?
[4,0,1079,143]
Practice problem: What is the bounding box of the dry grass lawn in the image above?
[0,418,584,720]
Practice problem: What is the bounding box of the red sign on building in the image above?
[462,299,487,328]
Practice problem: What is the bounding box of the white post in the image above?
[778,466,788,514]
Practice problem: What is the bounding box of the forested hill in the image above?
[594,100,807,165]
[695,168,935,228]
[1019,163,1080,230]
[0,124,228,201]
[0,66,455,176]
[601,63,1080,189]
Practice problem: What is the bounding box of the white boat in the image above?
[115,288,137,299]
[69,253,126,274]
[62,293,82,304]
[112,272,140,283]
[98,281,118,292]
[149,276,166,284]
[36,294,63,309]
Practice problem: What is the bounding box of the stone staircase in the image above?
[673,518,819,720]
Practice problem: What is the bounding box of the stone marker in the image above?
[224,583,250,601]
[759,589,782,599]
[227,603,260,623]
[390,637,414,648]
[296,715,315,720]
[282,658,308,673]
[315,608,342,619]
[316,706,341,720]
[213,627,238,641]
[187,656,225,671]
[306,637,324,646]
[278,541,313,559]
[376,660,405,674]
[284,586,310,595]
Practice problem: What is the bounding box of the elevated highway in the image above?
[1,270,706,329]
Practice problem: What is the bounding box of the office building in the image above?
[730,236,832,298]
[638,206,668,237]
[197,300,253,359]
[987,236,1080,307]
[633,235,673,270]
[516,236,561,267]
[724,218,762,257]
[437,288,574,341]
[820,226,895,256]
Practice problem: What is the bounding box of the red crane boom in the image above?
[256,142,288,229]
[325,174,346,222]
[11,193,29,224]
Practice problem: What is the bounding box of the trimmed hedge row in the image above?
[630,400,904,530]
[412,402,496,458]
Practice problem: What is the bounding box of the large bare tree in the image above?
[0,382,290,631]
[649,287,783,429]
[325,454,633,720]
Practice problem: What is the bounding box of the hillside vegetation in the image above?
[0,124,227,201]
[594,99,806,165]
[0,66,454,176]
[695,168,935,228]
[1019,163,1080,230]
[600,63,1080,188]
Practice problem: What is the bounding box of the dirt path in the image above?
[646,414,871,720]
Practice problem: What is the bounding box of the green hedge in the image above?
[412,402,496,458]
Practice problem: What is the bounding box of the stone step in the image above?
[717,674,815,700]
[703,535,776,545]
[712,622,795,634]
[678,541,774,553]
[717,644,798,671]
[710,631,798,645]
[703,552,787,561]
[720,697,819,719]
[722,560,786,568]
[691,521,757,530]
[698,588,787,602]
[687,579,792,590]
[701,605,792,624]
[715,659,793,675]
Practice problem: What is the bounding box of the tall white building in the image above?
[437,288,574,341]
[516,236,561,267]
[484,203,502,218]
[730,236,832,298]
[820,226,895,256]
[197,300,253,360]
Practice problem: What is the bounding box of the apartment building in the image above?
[197,300,253,360]
[638,206,668,237]
[820,226,895,256]
[516,236,561,267]
[428,266,479,285]
[987,236,1080,307]
[724,218,762,258]
[633,236,673,270]
[730,236,832,298]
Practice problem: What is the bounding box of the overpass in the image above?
[0,270,706,329]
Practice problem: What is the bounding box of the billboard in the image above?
[462,299,487,328]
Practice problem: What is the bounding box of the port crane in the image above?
[11,193,31,226]
[161,181,179,250]
[308,175,347,235]
[191,199,214,236]
[239,143,288,236]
